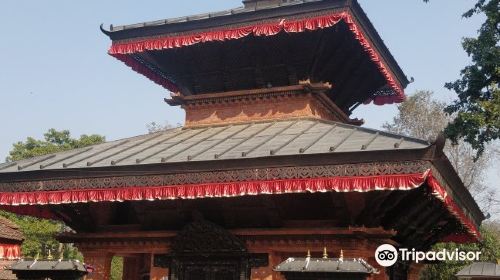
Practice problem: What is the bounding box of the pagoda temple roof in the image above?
[0,119,429,173]
[102,0,409,107]
[0,119,485,244]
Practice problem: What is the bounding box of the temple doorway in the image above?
[154,218,267,280]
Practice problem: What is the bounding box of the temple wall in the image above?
[183,93,342,127]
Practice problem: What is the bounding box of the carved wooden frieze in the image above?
[0,161,431,192]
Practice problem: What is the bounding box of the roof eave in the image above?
[104,0,348,40]
[0,146,434,183]
[102,0,408,88]
[348,1,409,87]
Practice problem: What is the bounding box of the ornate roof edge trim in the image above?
[108,11,406,105]
[0,170,481,241]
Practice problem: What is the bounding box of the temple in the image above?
[0,0,484,279]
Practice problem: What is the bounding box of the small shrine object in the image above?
[456,262,500,280]
[275,249,377,280]
[9,259,88,280]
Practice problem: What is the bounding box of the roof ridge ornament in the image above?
[433,132,446,157]
[243,0,286,9]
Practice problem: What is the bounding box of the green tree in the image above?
[110,257,124,280]
[383,90,497,213]
[7,128,105,162]
[2,129,105,259]
[0,210,81,260]
[426,0,499,156]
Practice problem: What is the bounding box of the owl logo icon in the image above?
[375,244,398,267]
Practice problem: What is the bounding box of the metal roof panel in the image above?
[0,119,430,173]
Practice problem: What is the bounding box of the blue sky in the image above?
[0,0,483,160]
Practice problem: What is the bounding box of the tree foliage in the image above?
[0,210,82,260]
[146,121,180,134]
[384,91,500,278]
[110,256,124,280]
[7,128,105,162]
[383,90,496,212]
[442,0,500,156]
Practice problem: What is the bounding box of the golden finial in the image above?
[306,250,311,258]
[47,249,53,260]
[35,252,40,260]
[299,78,312,85]
[340,250,344,261]
[323,247,328,259]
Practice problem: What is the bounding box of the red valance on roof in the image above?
[0,171,479,241]
[109,12,405,105]
[0,244,21,260]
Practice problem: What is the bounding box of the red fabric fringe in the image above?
[0,171,480,242]
[0,173,425,205]
[0,244,21,260]
[108,12,405,105]
[112,54,180,92]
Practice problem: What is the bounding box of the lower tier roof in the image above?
[0,119,428,174]
[0,119,484,246]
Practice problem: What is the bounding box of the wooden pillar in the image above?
[122,254,153,280]
[123,256,140,280]
[81,251,112,280]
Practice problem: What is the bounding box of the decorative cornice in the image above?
[0,161,431,192]
[165,82,332,106]
[59,227,395,246]
[164,83,363,127]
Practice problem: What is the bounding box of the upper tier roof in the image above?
[0,119,428,173]
[108,0,332,33]
[102,0,409,109]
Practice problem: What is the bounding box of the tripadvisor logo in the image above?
[375,244,481,267]
[375,244,398,267]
